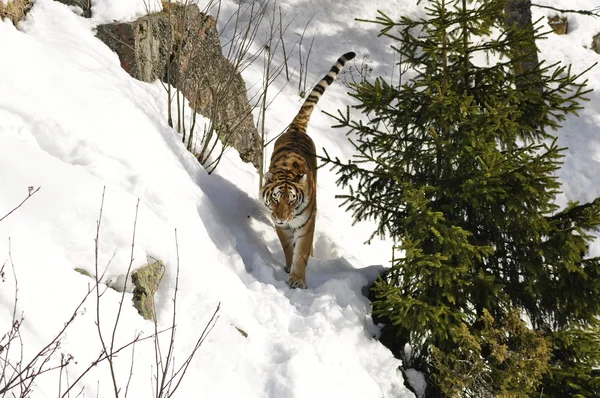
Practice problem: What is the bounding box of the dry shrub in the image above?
[0,0,32,25]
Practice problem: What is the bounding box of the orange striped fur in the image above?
[260,51,356,289]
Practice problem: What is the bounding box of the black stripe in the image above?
[271,146,290,160]
[312,84,325,94]
[294,212,313,230]
[286,125,302,134]
[295,208,308,220]
[288,51,355,129]
[271,145,307,161]
[295,231,309,240]
[306,94,320,103]
[341,52,356,64]
[271,145,304,161]
[271,152,291,164]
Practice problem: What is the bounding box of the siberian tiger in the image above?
[260,51,356,289]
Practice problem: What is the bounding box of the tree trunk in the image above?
[504,0,540,86]
[504,0,544,126]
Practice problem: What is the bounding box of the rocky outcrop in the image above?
[96,15,172,83]
[96,4,261,169]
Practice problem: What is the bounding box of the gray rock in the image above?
[54,0,91,18]
[95,4,261,169]
[96,14,172,83]
[593,32,600,54]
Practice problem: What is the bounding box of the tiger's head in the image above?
[260,171,310,227]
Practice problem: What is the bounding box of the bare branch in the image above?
[61,329,172,398]
[124,331,137,398]
[151,229,220,397]
[531,3,600,17]
[0,186,40,224]
[0,238,95,396]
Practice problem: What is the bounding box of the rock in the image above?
[96,15,172,83]
[131,258,164,321]
[593,32,600,54]
[168,4,261,168]
[54,0,91,18]
[235,326,248,338]
[95,4,261,169]
[74,267,93,278]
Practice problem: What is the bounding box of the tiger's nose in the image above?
[272,215,288,225]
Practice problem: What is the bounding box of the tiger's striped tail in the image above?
[290,51,356,132]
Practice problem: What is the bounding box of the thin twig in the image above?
[531,3,600,17]
[155,229,180,398]
[109,198,140,373]
[166,303,220,395]
[0,243,95,395]
[92,186,120,397]
[124,332,137,398]
[61,329,172,398]
[0,186,40,223]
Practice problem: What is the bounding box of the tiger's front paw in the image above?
[287,275,307,289]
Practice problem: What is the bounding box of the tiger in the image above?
[260,51,356,289]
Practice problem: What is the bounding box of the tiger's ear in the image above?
[264,172,274,183]
[294,173,307,184]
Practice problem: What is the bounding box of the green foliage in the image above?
[324,0,600,395]
[431,309,551,398]
[542,326,600,397]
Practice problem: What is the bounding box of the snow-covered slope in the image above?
[0,0,599,397]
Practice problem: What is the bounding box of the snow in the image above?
[403,369,426,398]
[0,0,599,397]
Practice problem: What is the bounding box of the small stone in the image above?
[548,15,568,35]
[592,32,600,54]
[235,326,248,338]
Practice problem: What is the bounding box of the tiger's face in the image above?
[261,172,309,227]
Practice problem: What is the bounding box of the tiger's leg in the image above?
[287,222,315,289]
[276,226,294,273]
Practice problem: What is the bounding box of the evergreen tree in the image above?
[323,0,600,396]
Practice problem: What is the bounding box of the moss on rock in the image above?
[131,258,164,321]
